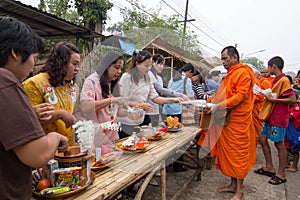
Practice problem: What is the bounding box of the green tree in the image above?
[241,57,265,71]
[38,0,113,52]
[107,0,202,59]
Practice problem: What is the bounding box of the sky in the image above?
[20,0,300,73]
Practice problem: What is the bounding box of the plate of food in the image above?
[91,151,122,171]
[115,134,151,153]
[167,126,183,132]
[32,169,95,199]
[165,116,183,132]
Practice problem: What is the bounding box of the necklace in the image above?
[108,103,115,121]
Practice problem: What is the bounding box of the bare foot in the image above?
[287,167,298,172]
[230,191,244,200]
[217,186,236,193]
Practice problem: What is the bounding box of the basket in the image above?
[54,146,92,168]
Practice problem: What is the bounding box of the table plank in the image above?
[32,126,201,200]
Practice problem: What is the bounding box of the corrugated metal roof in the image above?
[0,0,102,41]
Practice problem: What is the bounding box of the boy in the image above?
[254,56,296,185]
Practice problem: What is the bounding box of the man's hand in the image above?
[57,135,68,153]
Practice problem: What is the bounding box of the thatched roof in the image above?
[142,36,213,71]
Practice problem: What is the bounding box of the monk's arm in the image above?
[219,75,252,109]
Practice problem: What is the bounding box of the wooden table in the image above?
[38,126,202,200]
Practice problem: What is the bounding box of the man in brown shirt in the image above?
[0,16,68,199]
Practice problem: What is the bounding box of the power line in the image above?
[162,0,224,48]
[123,0,156,18]
[110,0,221,55]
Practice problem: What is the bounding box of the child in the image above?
[285,104,300,172]
[254,56,296,185]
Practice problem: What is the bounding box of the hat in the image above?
[96,50,123,75]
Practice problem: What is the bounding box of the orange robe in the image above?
[252,78,265,139]
[207,63,255,179]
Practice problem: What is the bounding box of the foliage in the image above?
[241,57,265,71]
[38,0,113,53]
[74,0,113,32]
[107,0,202,59]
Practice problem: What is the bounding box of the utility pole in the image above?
[181,0,195,46]
[183,0,189,37]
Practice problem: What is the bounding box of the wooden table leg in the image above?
[134,167,158,200]
[161,160,167,200]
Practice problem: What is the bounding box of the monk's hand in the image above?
[207,103,219,113]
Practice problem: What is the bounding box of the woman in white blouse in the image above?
[118,50,181,138]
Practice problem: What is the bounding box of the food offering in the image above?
[166,116,183,132]
[32,166,95,199]
[137,123,167,141]
[115,133,151,153]
[91,146,123,171]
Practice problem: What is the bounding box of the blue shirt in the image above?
[163,73,194,115]
[207,79,220,94]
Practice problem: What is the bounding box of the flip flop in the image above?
[254,167,276,177]
[268,175,287,185]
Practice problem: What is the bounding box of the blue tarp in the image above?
[118,39,135,55]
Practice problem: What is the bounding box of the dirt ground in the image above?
[121,145,291,200]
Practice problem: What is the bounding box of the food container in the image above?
[127,107,144,120]
[55,146,89,168]
[54,146,93,187]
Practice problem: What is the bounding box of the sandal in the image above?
[254,167,276,177]
[268,175,287,185]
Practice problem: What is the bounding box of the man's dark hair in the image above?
[296,70,300,77]
[173,63,195,81]
[0,17,44,67]
[268,56,284,70]
[221,46,240,62]
[211,70,220,77]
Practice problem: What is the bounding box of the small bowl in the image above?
[127,107,144,120]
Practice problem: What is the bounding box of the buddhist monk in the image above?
[261,67,275,84]
[252,71,266,141]
[207,46,255,200]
